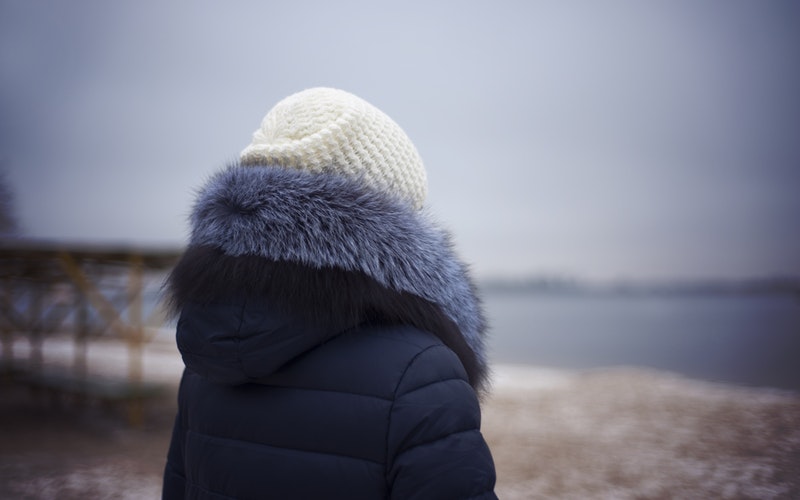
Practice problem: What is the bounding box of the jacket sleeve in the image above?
[387,345,497,499]
[162,374,187,499]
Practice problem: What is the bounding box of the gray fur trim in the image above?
[189,164,488,365]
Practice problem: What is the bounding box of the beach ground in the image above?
[1,340,798,499]
[483,365,800,499]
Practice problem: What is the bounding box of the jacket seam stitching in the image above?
[384,344,441,485]
[234,297,247,375]
[395,375,470,398]
[247,383,393,401]
[191,429,384,466]
[396,427,478,456]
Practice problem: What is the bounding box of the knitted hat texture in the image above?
[240,87,427,209]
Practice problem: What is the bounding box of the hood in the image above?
[167,163,489,388]
[175,298,337,385]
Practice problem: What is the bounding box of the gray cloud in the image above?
[1,1,798,280]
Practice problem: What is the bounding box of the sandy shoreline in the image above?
[2,338,799,498]
[484,365,800,499]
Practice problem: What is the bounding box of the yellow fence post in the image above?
[0,243,183,427]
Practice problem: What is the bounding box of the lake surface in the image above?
[483,291,800,391]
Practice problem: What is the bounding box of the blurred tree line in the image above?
[0,169,18,236]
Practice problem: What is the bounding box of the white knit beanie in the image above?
[240,87,427,210]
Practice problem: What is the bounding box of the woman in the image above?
[162,87,497,499]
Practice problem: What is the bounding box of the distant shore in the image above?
[481,275,800,298]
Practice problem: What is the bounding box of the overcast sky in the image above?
[1,1,798,281]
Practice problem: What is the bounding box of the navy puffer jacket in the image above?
[162,165,497,499]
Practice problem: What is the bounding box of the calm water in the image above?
[484,291,800,391]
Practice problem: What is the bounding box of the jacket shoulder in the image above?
[384,329,496,499]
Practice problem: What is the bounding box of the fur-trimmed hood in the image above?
[167,163,489,389]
